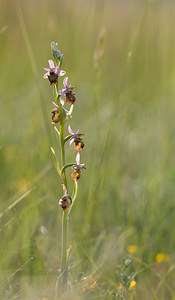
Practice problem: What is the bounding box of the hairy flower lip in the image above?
[74,139,84,151]
[65,92,76,104]
[51,107,60,124]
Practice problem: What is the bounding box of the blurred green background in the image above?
[1,0,175,299]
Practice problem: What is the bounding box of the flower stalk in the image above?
[43,42,86,295]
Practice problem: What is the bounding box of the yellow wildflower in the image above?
[129,280,136,289]
[117,283,123,291]
[156,253,170,263]
[127,245,137,254]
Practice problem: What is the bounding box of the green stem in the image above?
[61,210,68,292]
[71,181,78,207]
[60,122,68,292]
[55,85,68,293]
[67,181,78,219]
[60,123,67,185]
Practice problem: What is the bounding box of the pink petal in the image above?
[69,137,74,146]
[48,59,55,69]
[43,71,49,78]
[76,152,80,165]
[63,77,68,87]
[68,125,75,135]
[57,70,66,76]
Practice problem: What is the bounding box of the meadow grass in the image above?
[1,0,175,299]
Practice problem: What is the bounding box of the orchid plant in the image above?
[43,42,85,294]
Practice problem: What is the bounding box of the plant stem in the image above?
[60,121,68,291]
[61,210,68,292]
[59,97,68,292]
[60,122,67,188]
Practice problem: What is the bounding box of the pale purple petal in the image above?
[43,68,50,72]
[53,102,59,109]
[48,59,55,69]
[63,77,68,88]
[58,88,66,95]
[43,71,50,78]
[72,165,77,170]
[64,108,69,115]
[60,98,64,106]
[56,70,66,76]
[52,66,59,72]
[78,163,85,168]
[76,152,80,165]
[69,137,74,146]
[68,125,76,135]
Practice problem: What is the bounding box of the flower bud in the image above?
[51,41,62,62]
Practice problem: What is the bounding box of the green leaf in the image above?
[54,126,60,137]
[50,147,62,177]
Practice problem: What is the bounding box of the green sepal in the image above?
[64,104,74,123]
[54,126,60,137]
[64,134,73,143]
[50,147,62,178]
[66,194,72,205]
[60,54,64,68]
[62,107,68,120]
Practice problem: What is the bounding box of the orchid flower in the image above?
[51,101,69,124]
[43,60,66,84]
[68,125,80,146]
[59,77,72,95]
[53,101,68,115]
[59,184,71,210]
[59,77,76,104]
